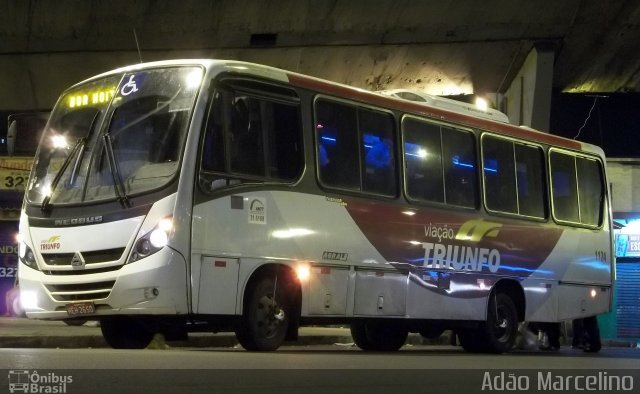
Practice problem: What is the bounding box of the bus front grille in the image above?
[40,248,125,275]
[42,248,125,266]
[45,281,115,302]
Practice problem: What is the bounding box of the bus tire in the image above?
[460,293,518,354]
[480,292,518,353]
[235,275,289,351]
[582,316,602,353]
[100,317,153,349]
[419,324,445,340]
[459,330,487,352]
[350,319,408,351]
[64,319,88,326]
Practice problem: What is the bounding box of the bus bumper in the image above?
[18,247,188,320]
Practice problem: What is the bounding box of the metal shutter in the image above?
[616,259,640,338]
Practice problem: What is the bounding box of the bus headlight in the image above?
[18,240,38,270]
[128,217,173,263]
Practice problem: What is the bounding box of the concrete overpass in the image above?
[1,0,640,130]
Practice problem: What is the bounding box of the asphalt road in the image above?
[1,345,639,394]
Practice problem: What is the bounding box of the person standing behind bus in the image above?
[572,316,602,352]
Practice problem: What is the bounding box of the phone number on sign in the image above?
[0,267,17,278]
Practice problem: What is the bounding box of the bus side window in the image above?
[269,103,302,180]
[550,151,580,223]
[551,151,604,226]
[360,108,396,196]
[201,103,225,173]
[315,99,396,196]
[200,86,303,191]
[402,118,444,203]
[442,127,477,208]
[576,157,604,226]
[482,136,517,214]
[315,100,359,190]
[229,97,265,176]
[515,144,546,218]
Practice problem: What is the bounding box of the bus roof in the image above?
[377,89,511,124]
[75,59,603,157]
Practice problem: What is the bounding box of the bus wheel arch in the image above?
[492,279,525,323]
[235,263,301,351]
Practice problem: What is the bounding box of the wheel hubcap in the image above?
[255,295,285,338]
[494,306,510,341]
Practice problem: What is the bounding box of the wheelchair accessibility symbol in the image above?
[121,75,139,96]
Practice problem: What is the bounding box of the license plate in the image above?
[65,302,96,316]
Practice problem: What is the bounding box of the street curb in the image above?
[0,316,634,350]
[0,333,433,349]
[1,335,634,349]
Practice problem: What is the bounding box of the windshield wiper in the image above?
[103,132,131,207]
[41,111,101,211]
[41,137,87,211]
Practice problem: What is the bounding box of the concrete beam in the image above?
[503,44,555,131]
[0,42,521,111]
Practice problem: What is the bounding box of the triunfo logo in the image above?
[40,236,61,251]
[422,219,503,273]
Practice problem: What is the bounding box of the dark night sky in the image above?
[550,92,640,158]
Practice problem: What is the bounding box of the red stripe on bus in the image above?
[287,73,582,151]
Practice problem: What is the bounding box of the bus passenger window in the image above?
[577,157,604,226]
[515,144,546,218]
[315,99,396,196]
[360,108,396,196]
[315,100,359,190]
[550,152,579,223]
[442,128,477,208]
[402,118,444,203]
[482,136,517,213]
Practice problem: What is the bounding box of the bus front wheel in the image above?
[235,275,290,351]
[100,317,154,349]
[350,319,408,351]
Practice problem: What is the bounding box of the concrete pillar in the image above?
[502,43,555,131]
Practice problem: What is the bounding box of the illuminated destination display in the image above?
[67,88,116,108]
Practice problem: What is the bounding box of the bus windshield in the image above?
[26,66,202,206]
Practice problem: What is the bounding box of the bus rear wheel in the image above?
[350,319,408,351]
[419,324,445,340]
[100,317,154,349]
[235,275,289,351]
[460,293,518,353]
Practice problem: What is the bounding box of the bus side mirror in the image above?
[7,119,16,156]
